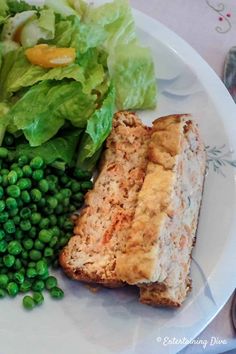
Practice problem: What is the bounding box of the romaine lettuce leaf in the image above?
[108,43,157,109]
[0,48,85,99]
[44,0,86,18]
[85,0,136,49]
[0,102,10,145]
[53,15,107,54]
[84,0,157,109]
[6,80,97,146]
[77,84,115,170]
[10,129,81,169]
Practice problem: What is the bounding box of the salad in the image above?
[0,0,157,310]
[0,0,157,171]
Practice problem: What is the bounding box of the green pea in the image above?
[23,239,34,250]
[61,189,72,198]
[22,165,32,177]
[21,190,31,204]
[32,170,44,181]
[28,227,37,239]
[14,272,24,284]
[31,189,42,202]
[12,166,23,178]
[44,207,54,215]
[1,168,9,175]
[47,197,58,209]
[23,295,35,310]
[20,220,31,232]
[71,181,81,193]
[20,280,32,293]
[15,229,23,240]
[0,288,6,298]
[39,230,52,243]
[12,216,20,226]
[26,267,37,278]
[55,192,63,202]
[0,147,8,159]
[30,157,44,170]
[34,239,45,251]
[2,175,8,187]
[7,171,18,185]
[3,220,16,234]
[32,291,44,305]
[62,198,70,208]
[6,197,17,210]
[72,192,84,202]
[17,178,32,190]
[31,212,41,225]
[49,215,57,226]
[50,286,64,299]
[20,207,31,219]
[3,254,15,268]
[7,282,19,297]
[30,204,37,212]
[44,247,54,257]
[74,168,92,180]
[13,258,22,270]
[38,179,49,193]
[55,205,63,215]
[36,260,48,276]
[18,155,29,167]
[52,226,60,237]
[0,200,5,212]
[8,241,22,255]
[59,237,69,247]
[37,198,46,208]
[0,274,9,288]
[39,218,49,229]
[32,280,45,292]
[45,276,57,290]
[7,185,20,198]
[21,250,28,260]
[0,186,3,199]
[0,230,5,240]
[29,249,42,261]
[8,208,19,217]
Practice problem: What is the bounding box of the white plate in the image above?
[2,8,236,354]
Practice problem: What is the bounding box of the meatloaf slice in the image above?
[116,114,206,306]
[60,111,151,287]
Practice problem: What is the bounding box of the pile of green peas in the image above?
[0,137,93,310]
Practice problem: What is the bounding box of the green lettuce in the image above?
[108,43,157,109]
[77,84,115,170]
[0,48,85,99]
[0,102,10,145]
[84,0,157,109]
[6,0,39,15]
[10,129,81,169]
[53,15,107,54]
[6,80,97,146]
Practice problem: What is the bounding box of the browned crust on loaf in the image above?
[139,277,192,307]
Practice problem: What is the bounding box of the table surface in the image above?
[129,0,236,353]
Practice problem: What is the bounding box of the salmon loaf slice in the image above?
[60,111,151,287]
[116,114,206,306]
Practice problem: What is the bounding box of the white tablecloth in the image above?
[129,0,236,353]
